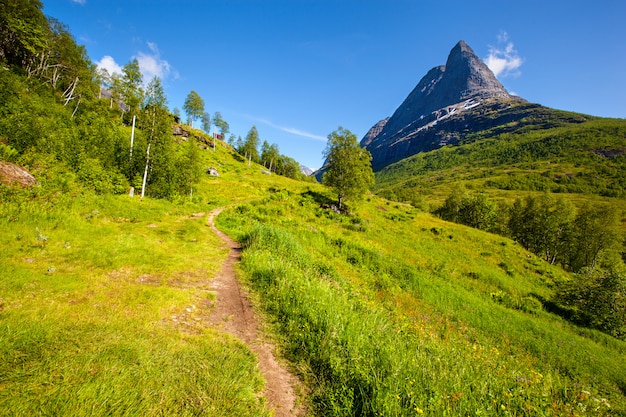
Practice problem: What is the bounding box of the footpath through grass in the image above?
[0,138,315,416]
[2,142,625,415]
[217,187,626,416]
[0,185,269,416]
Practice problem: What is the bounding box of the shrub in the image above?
[555,268,626,339]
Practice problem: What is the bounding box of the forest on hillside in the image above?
[0,0,309,201]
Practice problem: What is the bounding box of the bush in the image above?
[77,158,128,194]
[435,190,499,232]
[555,268,626,339]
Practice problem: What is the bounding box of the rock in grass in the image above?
[0,161,38,187]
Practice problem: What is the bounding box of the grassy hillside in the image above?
[1,77,625,414]
[1,6,625,413]
[374,117,626,211]
[4,136,626,415]
[0,140,280,416]
[217,188,626,416]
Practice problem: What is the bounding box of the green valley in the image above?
[1,2,626,416]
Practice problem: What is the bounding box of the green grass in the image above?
[217,188,626,416]
[2,131,626,416]
[0,181,269,416]
[4,29,625,415]
[373,117,626,216]
[0,140,320,416]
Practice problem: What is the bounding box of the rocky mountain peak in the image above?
[388,40,511,131]
[360,117,390,147]
[444,40,509,101]
[359,40,522,171]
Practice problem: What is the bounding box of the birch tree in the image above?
[140,76,175,198]
[120,59,143,121]
[183,90,204,128]
[322,127,374,210]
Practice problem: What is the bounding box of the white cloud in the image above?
[135,42,176,83]
[281,126,328,142]
[249,115,327,142]
[485,31,523,78]
[97,42,178,85]
[95,55,122,76]
[71,0,86,5]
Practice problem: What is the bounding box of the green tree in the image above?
[0,0,48,67]
[322,127,374,210]
[109,72,125,112]
[183,90,204,128]
[565,203,623,272]
[233,135,244,152]
[120,59,143,121]
[177,136,203,198]
[537,196,575,265]
[435,187,465,223]
[277,155,301,179]
[556,268,626,338]
[140,76,175,198]
[241,126,260,164]
[144,77,167,131]
[261,140,280,172]
[458,193,498,232]
[213,111,230,136]
[201,112,211,133]
[508,194,576,265]
[45,18,97,115]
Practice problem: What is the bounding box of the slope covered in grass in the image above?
[0,141,301,416]
[2,4,624,414]
[3,132,626,415]
[217,187,626,416]
[374,117,626,210]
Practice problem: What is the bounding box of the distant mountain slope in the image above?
[300,164,315,176]
[373,117,626,206]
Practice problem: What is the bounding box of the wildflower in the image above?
[414,407,424,414]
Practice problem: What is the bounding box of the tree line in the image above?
[1,1,380,202]
[436,191,624,272]
[435,189,625,338]
[3,1,311,199]
[225,125,308,181]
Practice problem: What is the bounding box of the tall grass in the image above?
[0,187,269,416]
[3,140,625,415]
[218,190,625,416]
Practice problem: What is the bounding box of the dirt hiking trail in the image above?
[207,208,305,417]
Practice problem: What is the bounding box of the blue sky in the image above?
[44,0,626,170]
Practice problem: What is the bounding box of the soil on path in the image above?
[207,208,305,417]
